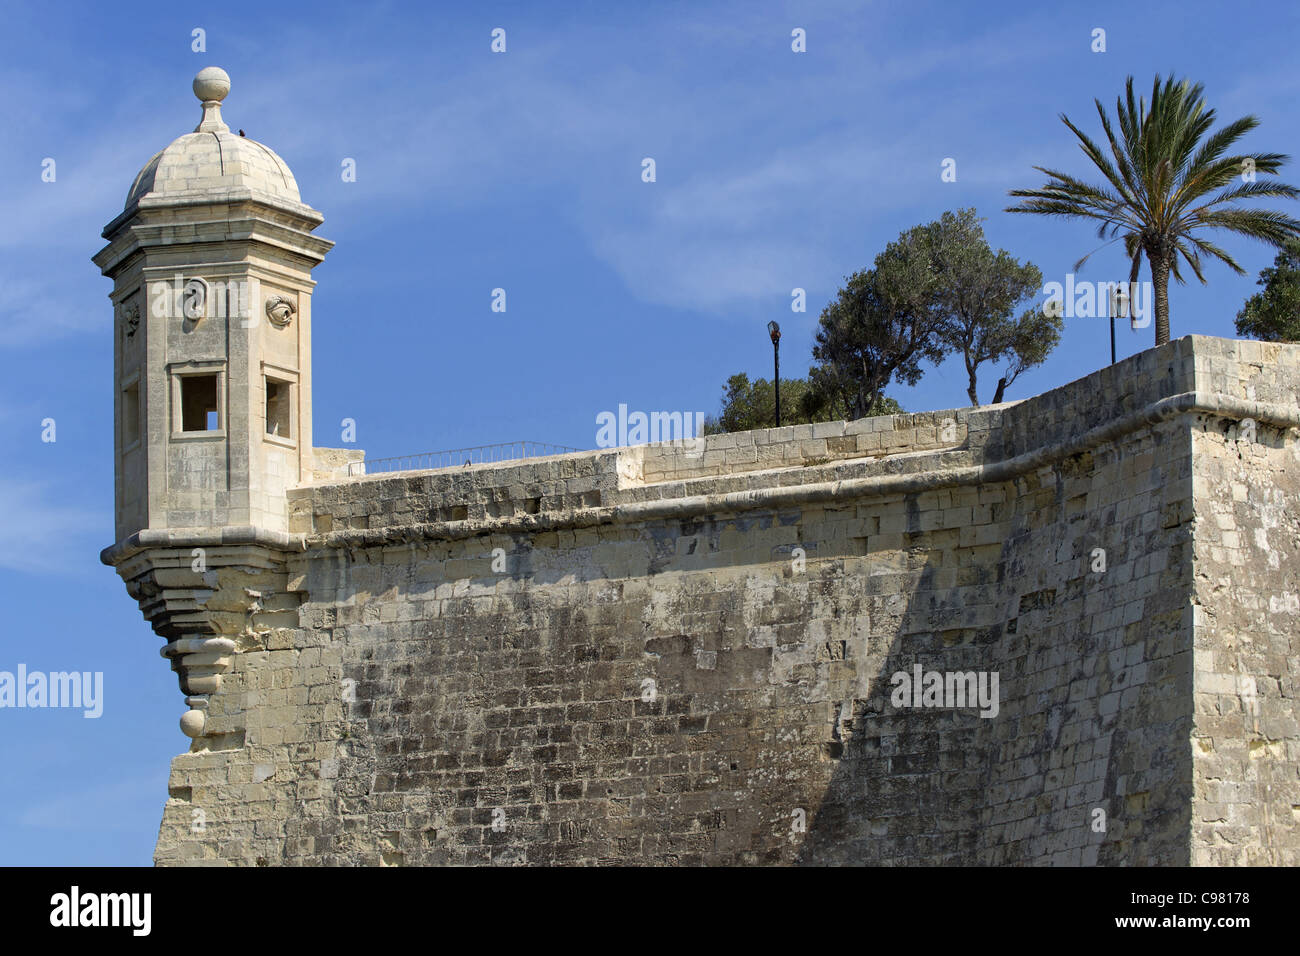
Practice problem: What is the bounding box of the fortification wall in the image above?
[142,336,1300,865]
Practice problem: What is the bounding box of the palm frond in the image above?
[1169,250,1186,285]
[1173,238,1209,283]
[1061,112,1144,214]
[1193,207,1300,245]
[1184,116,1257,181]
[1201,178,1300,207]
[1182,234,1243,276]
[1094,101,1143,205]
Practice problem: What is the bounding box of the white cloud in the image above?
[0,479,102,574]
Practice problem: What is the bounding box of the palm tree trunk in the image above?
[1150,249,1171,346]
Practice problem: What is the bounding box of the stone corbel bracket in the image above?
[161,636,237,737]
[101,526,306,739]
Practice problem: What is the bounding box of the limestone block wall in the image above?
[157,440,231,531]
[1186,339,1300,865]
[632,409,986,483]
[143,336,1300,866]
[311,446,366,482]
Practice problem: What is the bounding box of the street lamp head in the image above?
[767,320,781,344]
[1109,283,1130,319]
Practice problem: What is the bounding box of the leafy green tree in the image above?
[703,372,901,435]
[984,308,1063,404]
[1235,240,1300,343]
[1007,75,1300,347]
[811,210,1056,409]
[811,230,949,419]
[922,209,1058,405]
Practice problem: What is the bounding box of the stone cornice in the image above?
[101,189,324,240]
[298,390,1300,552]
[94,197,333,277]
[101,525,306,569]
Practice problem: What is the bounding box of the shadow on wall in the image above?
[795,471,1194,866]
[316,443,1194,865]
[793,542,995,865]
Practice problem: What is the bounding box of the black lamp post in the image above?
[1108,283,1130,365]
[768,320,781,427]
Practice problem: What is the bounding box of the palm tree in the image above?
[1007,75,1300,346]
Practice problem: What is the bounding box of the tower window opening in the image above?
[122,381,140,446]
[180,373,220,432]
[266,377,292,438]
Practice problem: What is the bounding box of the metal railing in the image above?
[346,441,583,476]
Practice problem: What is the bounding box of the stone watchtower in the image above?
[96,68,333,738]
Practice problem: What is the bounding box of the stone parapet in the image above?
[289,336,1300,546]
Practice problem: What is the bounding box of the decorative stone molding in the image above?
[182,277,209,323]
[265,293,297,328]
[121,302,140,340]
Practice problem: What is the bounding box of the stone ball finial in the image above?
[192,67,231,133]
[179,708,206,738]
[193,66,231,103]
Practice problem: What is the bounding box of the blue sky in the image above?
[1,0,1297,864]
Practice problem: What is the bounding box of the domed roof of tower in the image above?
[124,67,303,211]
